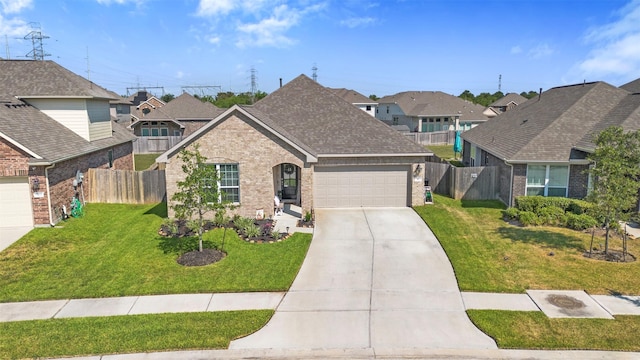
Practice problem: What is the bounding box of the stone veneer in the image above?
[164,113,426,219]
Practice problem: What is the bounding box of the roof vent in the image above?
[522,119,528,124]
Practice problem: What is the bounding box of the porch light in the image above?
[413,164,422,177]
[32,177,40,191]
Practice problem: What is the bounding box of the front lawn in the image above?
[468,310,640,351]
[416,194,640,351]
[0,311,272,359]
[0,203,312,302]
[414,194,640,294]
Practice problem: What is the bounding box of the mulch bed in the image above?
[177,248,226,266]
[583,250,636,263]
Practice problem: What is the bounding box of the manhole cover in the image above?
[546,294,585,309]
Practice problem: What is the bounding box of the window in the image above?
[141,128,150,136]
[151,128,159,136]
[526,165,568,197]
[392,116,399,125]
[174,130,182,136]
[160,128,168,136]
[205,164,240,204]
[386,106,389,114]
[366,105,371,111]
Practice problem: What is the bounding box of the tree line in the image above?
[160,91,268,108]
[458,90,539,107]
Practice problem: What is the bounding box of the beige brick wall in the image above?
[165,113,308,219]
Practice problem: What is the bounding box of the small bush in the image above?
[567,199,593,215]
[233,217,254,231]
[162,218,178,236]
[537,206,566,226]
[502,207,520,221]
[304,211,312,222]
[214,210,230,227]
[518,211,541,226]
[271,230,282,240]
[260,221,273,236]
[515,196,546,213]
[565,213,598,230]
[244,224,261,238]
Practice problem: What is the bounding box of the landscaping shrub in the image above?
[502,207,520,221]
[537,206,566,226]
[514,196,547,212]
[565,213,598,230]
[234,217,254,231]
[567,199,593,215]
[518,211,541,226]
[244,224,261,238]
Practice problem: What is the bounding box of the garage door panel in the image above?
[314,166,409,208]
[0,177,33,227]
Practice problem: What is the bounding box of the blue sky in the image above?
[1,0,639,98]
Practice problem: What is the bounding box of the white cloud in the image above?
[0,0,32,14]
[196,0,235,16]
[176,71,185,79]
[340,16,375,28]
[510,45,522,54]
[207,35,221,44]
[236,4,300,48]
[0,14,29,36]
[575,0,640,79]
[95,0,145,5]
[528,43,553,59]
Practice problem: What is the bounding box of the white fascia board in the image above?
[318,153,431,158]
[0,131,42,159]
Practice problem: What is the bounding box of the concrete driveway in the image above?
[0,226,32,252]
[230,208,496,350]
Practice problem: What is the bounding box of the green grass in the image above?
[426,145,464,166]
[0,203,312,302]
[414,194,640,294]
[134,153,161,170]
[468,310,640,351]
[0,311,273,359]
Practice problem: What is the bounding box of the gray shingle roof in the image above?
[329,88,377,105]
[462,81,639,162]
[0,60,117,99]
[157,93,223,120]
[621,78,640,94]
[0,96,134,164]
[377,91,488,121]
[490,93,528,107]
[253,75,428,155]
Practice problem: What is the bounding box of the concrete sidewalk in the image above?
[0,292,284,322]
[0,226,32,252]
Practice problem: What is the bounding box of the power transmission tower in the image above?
[250,67,258,103]
[126,86,165,97]
[312,64,318,82]
[498,74,502,93]
[180,85,221,97]
[24,22,50,60]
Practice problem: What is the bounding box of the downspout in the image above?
[506,161,514,207]
[45,163,56,226]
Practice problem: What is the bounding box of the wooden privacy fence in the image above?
[403,130,456,145]
[133,136,182,154]
[87,169,166,204]
[425,162,498,201]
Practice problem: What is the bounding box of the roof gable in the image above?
[0,60,117,99]
[490,93,528,107]
[330,88,376,104]
[462,82,632,162]
[159,93,223,120]
[253,75,428,155]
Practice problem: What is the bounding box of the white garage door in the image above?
[0,177,33,227]
[314,165,409,208]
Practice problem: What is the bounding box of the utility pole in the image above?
[24,22,50,60]
[85,47,91,81]
[498,74,502,93]
[312,64,318,82]
[5,35,9,59]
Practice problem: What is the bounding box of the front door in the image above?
[281,163,298,201]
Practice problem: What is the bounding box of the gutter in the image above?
[318,153,431,158]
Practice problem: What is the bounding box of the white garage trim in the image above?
[0,177,34,227]
[313,165,409,208]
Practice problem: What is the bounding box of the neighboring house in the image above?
[106,91,133,123]
[128,93,224,153]
[487,92,528,115]
[376,91,489,132]
[127,91,166,118]
[0,60,135,228]
[461,80,640,207]
[330,88,378,116]
[157,75,431,218]
[129,92,224,137]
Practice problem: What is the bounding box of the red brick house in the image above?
[0,60,135,228]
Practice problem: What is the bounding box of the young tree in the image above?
[171,144,230,252]
[586,126,640,254]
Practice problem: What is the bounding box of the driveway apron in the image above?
[230,208,496,350]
